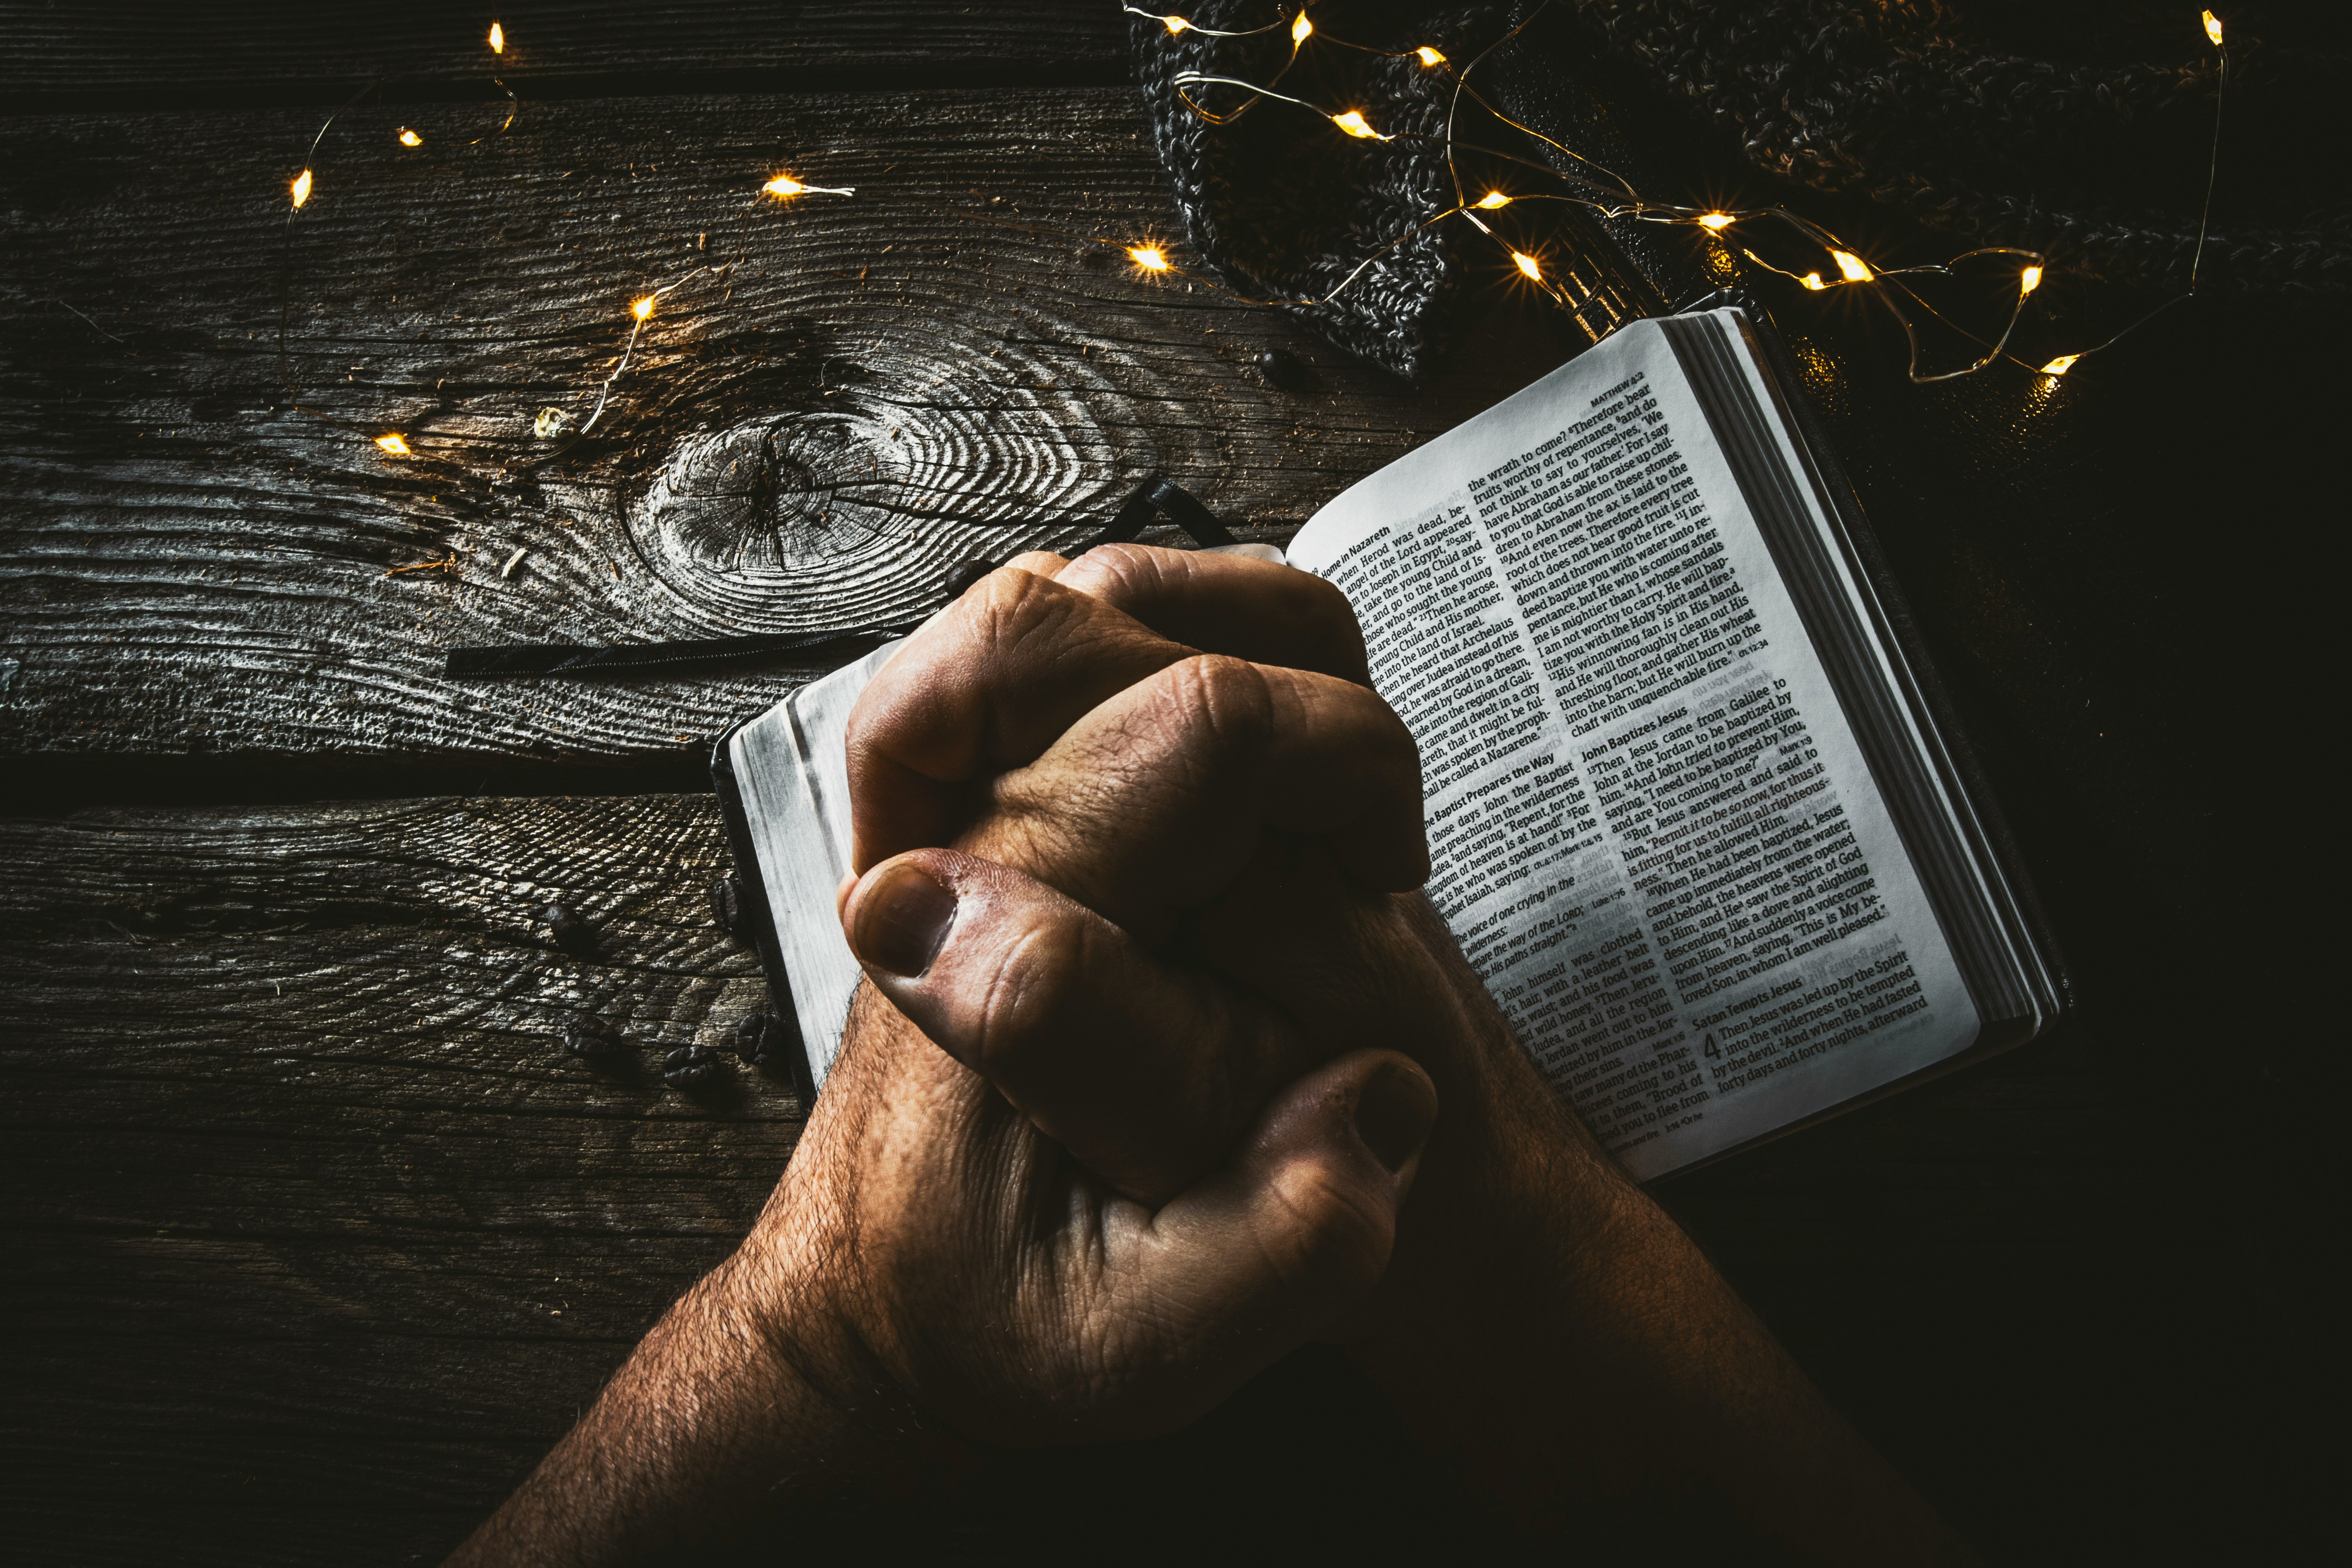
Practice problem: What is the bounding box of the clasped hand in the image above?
[769,542,1480,1440]
[453,547,1969,1568]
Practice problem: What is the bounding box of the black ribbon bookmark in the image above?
[443,475,1239,680]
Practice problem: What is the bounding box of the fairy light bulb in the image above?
[632,296,656,321]
[2040,354,2079,376]
[397,128,421,147]
[760,174,854,199]
[1476,191,1511,209]
[489,22,504,54]
[2203,10,2222,46]
[1129,245,1170,271]
[1164,14,1191,32]
[290,168,313,207]
[1330,110,1382,139]
[1697,212,1734,230]
[1831,250,1873,282]
[1292,14,1313,44]
[1801,272,1826,291]
[1416,46,1446,66]
[375,433,411,455]
[1512,251,1542,282]
[2020,264,2044,294]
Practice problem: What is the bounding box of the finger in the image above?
[971,653,1428,938]
[841,847,1316,1205]
[997,549,1073,580]
[847,567,1196,872]
[1052,543,1371,685]
[1078,1048,1436,1435]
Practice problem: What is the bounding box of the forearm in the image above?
[445,1247,873,1567]
[449,1011,948,1567]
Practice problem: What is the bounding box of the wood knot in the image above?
[634,413,906,582]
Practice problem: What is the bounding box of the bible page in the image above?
[1287,312,1978,1178]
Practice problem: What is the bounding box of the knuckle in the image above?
[999,549,1070,578]
[1296,573,1372,665]
[1158,653,1272,749]
[965,566,1073,648]
[1066,542,1173,603]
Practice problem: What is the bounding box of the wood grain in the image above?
[0,792,782,1562]
[0,88,1569,780]
[0,788,2178,1563]
[4,15,2324,1559]
[0,2,1131,109]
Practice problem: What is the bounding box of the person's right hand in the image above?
[836,547,1972,1564]
[839,545,1538,1210]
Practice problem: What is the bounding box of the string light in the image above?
[276,3,2239,484]
[575,267,717,436]
[1119,6,1292,39]
[1131,2,2237,387]
[762,175,856,199]
[274,17,784,461]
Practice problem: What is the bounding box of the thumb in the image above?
[840,847,1314,1206]
[1090,1049,1438,1432]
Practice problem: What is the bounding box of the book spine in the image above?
[710,723,822,1104]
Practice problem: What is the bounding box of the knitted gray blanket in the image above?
[1130,1,2344,380]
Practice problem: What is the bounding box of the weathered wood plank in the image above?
[0,88,1566,777]
[0,789,2194,1562]
[0,2,1130,108]
[0,793,777,1560]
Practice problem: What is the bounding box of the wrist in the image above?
[722,1168,928,1476]
[444,1229,897,1565]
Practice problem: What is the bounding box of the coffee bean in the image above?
[543,903,597,959]
[662,1043,732,1092]
[562,1017,628,1063]
[733,1011,787,1068]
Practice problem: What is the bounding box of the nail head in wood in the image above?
[543,903,598,959]
[1256,348,1317,392]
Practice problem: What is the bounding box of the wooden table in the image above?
[2,6,2324,1562]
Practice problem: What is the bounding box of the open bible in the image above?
[716,304,2067,1179]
